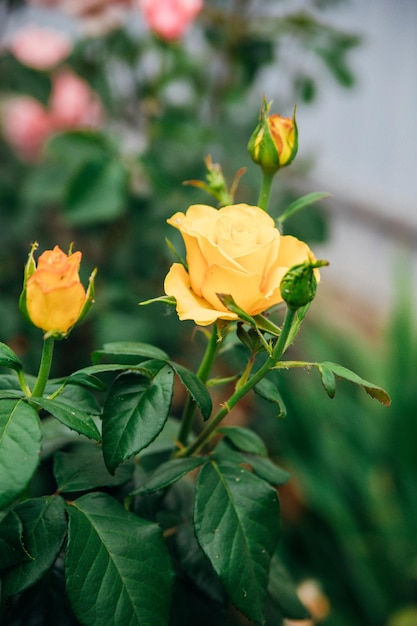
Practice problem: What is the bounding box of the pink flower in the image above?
[138,0,203,40]
[1,97,53,161]
[49,70,103,129]
[9,25,73,70]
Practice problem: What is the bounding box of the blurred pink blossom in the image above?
[1,70,103,161]
[9,25,72,70]
[138,0,203,40]
[49,70,103,129]
[1,97,52,161]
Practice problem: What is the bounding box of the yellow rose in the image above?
[25,245,89,335]
[164,204,317,326]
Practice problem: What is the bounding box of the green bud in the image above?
[280,259,328,309]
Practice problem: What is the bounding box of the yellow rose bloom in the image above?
[164,204,317,326]
[26,245,88,334]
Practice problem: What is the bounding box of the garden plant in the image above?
[0,94,390,625]
[1,2,397,624]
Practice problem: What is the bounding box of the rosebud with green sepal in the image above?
[248,98,298,174]
[20,242,96,338]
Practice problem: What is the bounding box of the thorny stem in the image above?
[176,307,296,458]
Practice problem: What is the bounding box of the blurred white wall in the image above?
[288,0,417,314]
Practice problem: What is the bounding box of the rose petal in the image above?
[164,263,237,326]
[201,264,276,316]
[276,235,317,272]
[26,282,86,333]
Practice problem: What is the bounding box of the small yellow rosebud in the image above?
[248,98,298,173]
[20,243,96,337]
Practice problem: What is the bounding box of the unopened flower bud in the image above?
[280,259,328,309]
[248,99,298,173]
[20,243,96,338]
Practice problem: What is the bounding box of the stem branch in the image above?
[177,325,219,447]
[177,307,296,457]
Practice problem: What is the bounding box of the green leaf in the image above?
[0,399,41,508]
[62,371,108,392]
[0,342,23,372]
[64,157,128,226]
[66,492,174,626]
[217,294,271,354]
[102,364,174,474]
[54,447,134,493]
[244,455,290,486]
[47,130,114,167]
[92,341,169,365]
[41,416,83,458]
[130,457,206,495]
[0,511,33,572]
[194,460,281,625]
[318,364,337,398]
[1,496,67,597]
[0,390,25,400]
[171,362,212,420]
[218,426,268,456]
[254,377,287,417]
[318,361,391,405]
[278,191,330,224]
[30,397,101,441]
[273,359,392,406]
[57,385,102,415]
[268,552,310,619]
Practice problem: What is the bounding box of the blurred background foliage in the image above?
[1,1,416,624]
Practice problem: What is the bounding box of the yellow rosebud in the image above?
[20,243,95,337]
[248,99,298,173]
[164,203,317,326]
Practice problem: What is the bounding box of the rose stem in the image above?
[32,336,55,398]
[177,325,220,447]
[257,170,275,211]
[176,306,296,458]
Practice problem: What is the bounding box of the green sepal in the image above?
[140,295,176,307]
[18,241,38,325]
[216,293,272,355]
[76,266,97,326]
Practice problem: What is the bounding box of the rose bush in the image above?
[23,245,93,335]
[164,203,317,325]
